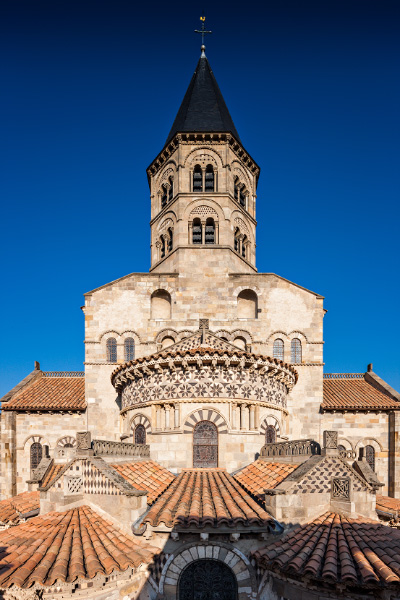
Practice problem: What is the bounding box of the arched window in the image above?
[106,338,117,362]
[273,339,284,361]
[192,218,202,244]
[134,424,146,445]
[265,425,276,444]
[239,188,246,207]
[160,236,166,258]
[241,235,247,259]
[161,185,168,208]
[233,336,246,350]
[205,164,215,192]
[151,290,171,319]
[234,227,240,253]
[179,560,237,600]
[124,338,135,361]
[338,445,347,459]
[291,338,302,363]
[30,442,43,473]
[161,336,175,348]
[168,176,173,202]
[167,227,173,252]
[193,420,218,468]
[205,217,215,244]
[365,445,375,471]
[193,165,203,192]
[234,177,239,201]
[237,289,258,319]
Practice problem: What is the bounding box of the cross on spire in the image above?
[195,14,212,57]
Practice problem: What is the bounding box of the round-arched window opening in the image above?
[161,336,175,348]
[338,444,347,459]
[179,560,238,600]
[237,289,258,319]
[151,289,171,319]
[134,424,146,445]
[233,336,246,350]
[365,445,375,471]
[193,420,218,468]
[265,425,276,444]
[30,442,43,473]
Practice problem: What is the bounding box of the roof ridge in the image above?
[43,371,85,377]
[324,373,364,379]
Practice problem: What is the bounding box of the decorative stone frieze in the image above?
[261,439,320,459]
[92,439,150,458]
[112,349,297,413]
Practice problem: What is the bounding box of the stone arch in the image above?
[130,414,152,435]
[120,330,141,344]
[337,438,355,459]
[23,434,51,450]
[160,542,256,599]
[156,161,177,187]
[189,205,219,220]
[215,329,233,341]
[231,212,253,242]
[260,415,281,438]
[155,329,179,345]
[99,330,120,342]
[157,214,176,234]
[237,289,258,319]
[183,408,228,434]
[231,329,253,344]
[184,147,223,169]
[355,437,384,453]
[231,161,252,190]
[56,436,76,448]
[183,197,225,223]
[151,289,172,320]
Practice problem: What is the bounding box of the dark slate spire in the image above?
[165,54,241,145]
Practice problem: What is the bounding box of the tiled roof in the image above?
[0,492,39,525]
[0,505,159,589]
[233,460,298,500]
[253,512,400,588]
[111,461,175,504]
[143,468,274,529]
[376,495,400,517]
[322,374,399,410]
[41,463,65,488]
[3,374,86,412]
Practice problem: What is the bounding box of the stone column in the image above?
[249,405,255,430]
[215,222,219,244]
[240,404,247,430]
[231,403,237,430]
[188,221,193,244]
[156,405,162,431]
[255,404,260,431]
[165,405,171,430]
[174,404,180,429]
[201,220,206,245]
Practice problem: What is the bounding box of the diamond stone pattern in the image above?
[122,364,287,408]
[292,458,366,495]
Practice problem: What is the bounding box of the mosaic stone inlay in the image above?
[121,364,287,409]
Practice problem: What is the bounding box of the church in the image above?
[1,30,400,600]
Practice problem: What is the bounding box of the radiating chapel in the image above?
[1,28,400,600]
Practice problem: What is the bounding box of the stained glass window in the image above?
[193,421,218,468]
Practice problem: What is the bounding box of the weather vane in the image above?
[195,14,212,56]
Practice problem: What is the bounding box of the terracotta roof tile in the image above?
[0,505,159,588]
[322,375,399,410]
[3,374,86,412]
[0,492,39,525]
[376,495,400,517]
[41,464,65,488]
[143,468,275,529]
[233,460,298,500]
[253,512,400,588]
[111,461,175,504]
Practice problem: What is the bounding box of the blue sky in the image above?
[1,0,399,396]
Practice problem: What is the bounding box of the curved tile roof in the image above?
[0,491,39,525]
[322,375,399,410]
[253,512,400,588]
[0,506,159,589]
[233,460,298,500]
[143,468,275,529]
[111,461,175,504]
[3,374,85,412]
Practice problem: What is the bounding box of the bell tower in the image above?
[147,33,260,275]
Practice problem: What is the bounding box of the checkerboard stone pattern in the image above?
[292,458,367,494]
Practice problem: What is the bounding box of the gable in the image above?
[288,456,369,495]
[162,330,242,354]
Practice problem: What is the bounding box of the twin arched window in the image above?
[265,425,276,444]
[158,227,173,260]
[234,227,249,260]
[273,338,302,362]
[234,177,247,208]
[192,218,216,244]
[161,176,174,209]
[106,338,117,362]
[193,164,215,192]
